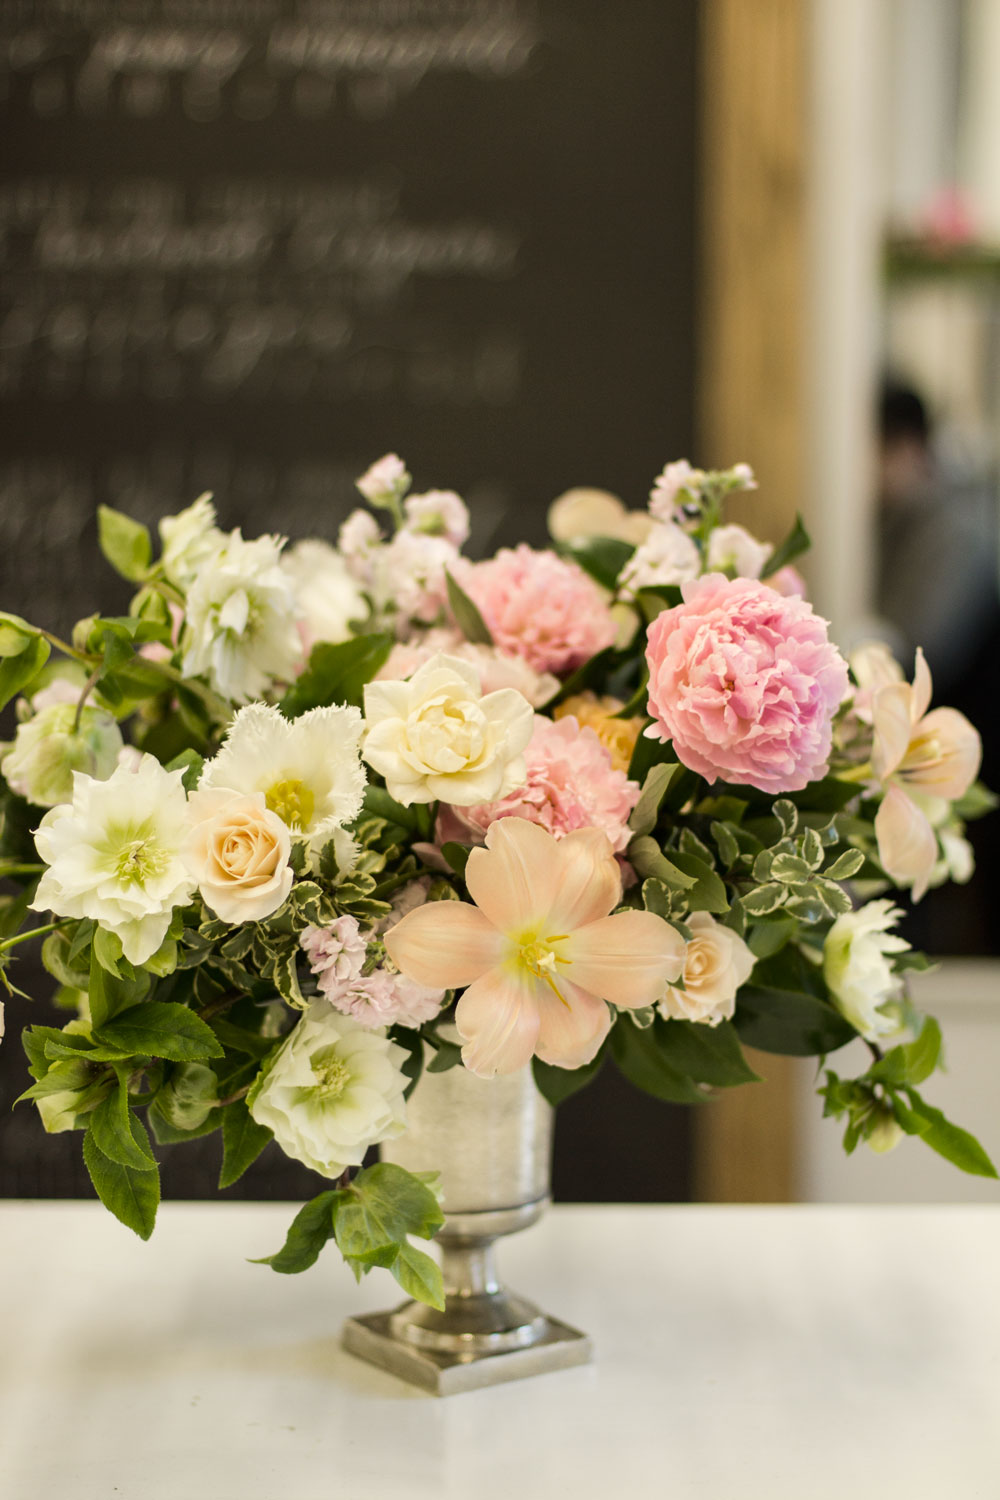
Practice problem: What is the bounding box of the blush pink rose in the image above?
[454,545,616,675]
[645,573,848,794]
[437,714,640,853]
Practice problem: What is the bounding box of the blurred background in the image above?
[0,0,997,1207]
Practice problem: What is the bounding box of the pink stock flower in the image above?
[645,573,848,794]
[385,818,686,1077]
[301,907,444,1030]
[438,714,639,853]
[454,545,617,675]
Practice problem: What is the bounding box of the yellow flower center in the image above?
[513,932,570,1002]
[113,835,167,886]
[265,778,315,831]
[311,1052,350,1099]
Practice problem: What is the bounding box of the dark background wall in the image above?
[0,0,699,1203]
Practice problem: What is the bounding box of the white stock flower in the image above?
[618,521,701,596]
[338,509,382,576]
[371,529,458,631]
[182,530,301,703]
[823,900,910,1041]
[1,703,123,808]
[356,453,410,506]
[649,461,706,519]
[706,524,773,579]
[183,788,293,924]
[199,702,366,844]
[404,489,470,547]
[247,1003,408,1178]
[658,912,755,1026]
[362,653,534,806]
[281,539,367,652]
[30,756,194,965]
[159,494,224,590]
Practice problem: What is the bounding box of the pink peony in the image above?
[645,573,848,794]
[453,545,616,675]
[437,714,639,853]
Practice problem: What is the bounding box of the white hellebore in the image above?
[199,702,366,846]
[31,756,194,966]
[247,1004,408,1178]
[158,493,224,590]
[281,538,367,653]
[362,653,534,807]
[1,702,123,808]
[184,789,293,924]
[182,529,301,703]
[823,900,910,1041]
[658,912,755,1027]
[706,524,773,580]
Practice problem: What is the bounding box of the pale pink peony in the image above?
[645,573,849,794]
[437,714,639,853]
[768,565,807,598]
[376,629,559,707]
[453,545,617,675]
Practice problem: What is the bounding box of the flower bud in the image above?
[866,1105,904,1155]
[1,703,123,808]
[157,1062,219,1131]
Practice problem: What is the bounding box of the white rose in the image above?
[706,523,773,579]
[618,521,701,596]
[823,900,910,1041]
[181,529,301,703]
[362,652,534,806]
[1,702,123,808]
[658,912,755,1027]
[30,755,194,966]
[184,788,293,924]
[158,493,224,589]
[282,538,368,652]
[247,1003,408,1178]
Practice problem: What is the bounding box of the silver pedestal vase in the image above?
[341,1035,592,1394]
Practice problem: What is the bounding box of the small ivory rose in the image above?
[184,789,293,924]
[823,900,909,1041]
[658,912,755,1026]
[247,1004,409,1178]
[362,653,534,807]
[1,702,123,808]
[547,488,652,546]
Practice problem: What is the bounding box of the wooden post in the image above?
[694,0,807,1202]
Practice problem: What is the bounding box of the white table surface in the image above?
[1,1201,997,1500]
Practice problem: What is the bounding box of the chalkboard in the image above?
[0,0,698,1204]
[0,0,697,633]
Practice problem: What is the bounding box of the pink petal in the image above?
[900,707,982,802]
[875,784,938,901]
[464,817,564,933]
[870,683,913,782]
[384,903,503,989]
[563,909,686,1008]
[534,978,612,1070]
[546,827,623,930]
[912,647,933,723]
[455,967,541,1077]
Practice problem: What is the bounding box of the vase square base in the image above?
[342,1310,593,1395]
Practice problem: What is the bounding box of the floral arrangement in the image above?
[0,454,994,1310]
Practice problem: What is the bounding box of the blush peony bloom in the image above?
[385,818,686,1076]
[437,714,640,853]
[454,545,617,675]
[377,630,560,708]
[645,574,849,794]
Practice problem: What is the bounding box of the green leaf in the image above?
[88,950,151,1030]
[280,633,393,717]
[334,1162,444,1270]
[665,850,729,914]
[0,611,37,656]
[440,842,471,879]
[445,570,493,645]
[93,925,129,978]
[97,506,153,581]
[391,1242,445,1311]
[628,836,697,889]
[629,762,682,838]
[611,1017,709,1104]
[219,1100,273,1188]
[166,749,205,793]
[89,1086,157,1170]
[426,1038,464,1074]
[94,1001,225,1062]
[563,536,635,592]
[82,1126,160,1240]
[254,1191,343,1273]
[657,1019,761,1087]
[741,883,786,917]
[734,984,856,1056]
[0,631,50,712]
[824,848,865,880]
[897,1089,998,1178]
[533,1045,606,1106]
[711,820,740,870]
[746,915,797,959]
[761,513,810,577]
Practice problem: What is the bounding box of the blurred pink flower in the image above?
[437,714,639,853]
[645,573,848,793]
[454,545,616,674]
[386,817,685,1076]
[301,909,443,1029]
[376,629,559,707]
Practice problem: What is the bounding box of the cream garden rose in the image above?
[362,653,534,807]
[657,912,755,1027]
[184,789,293,924]
[247,1004,409,1178]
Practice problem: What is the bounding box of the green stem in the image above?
[143,659,232,724]
[73,663,104,734]
[0,863,45,877]
[0,919,69,954]
[38,629,91,665]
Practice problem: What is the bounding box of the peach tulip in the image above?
[385,817,686,1077]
